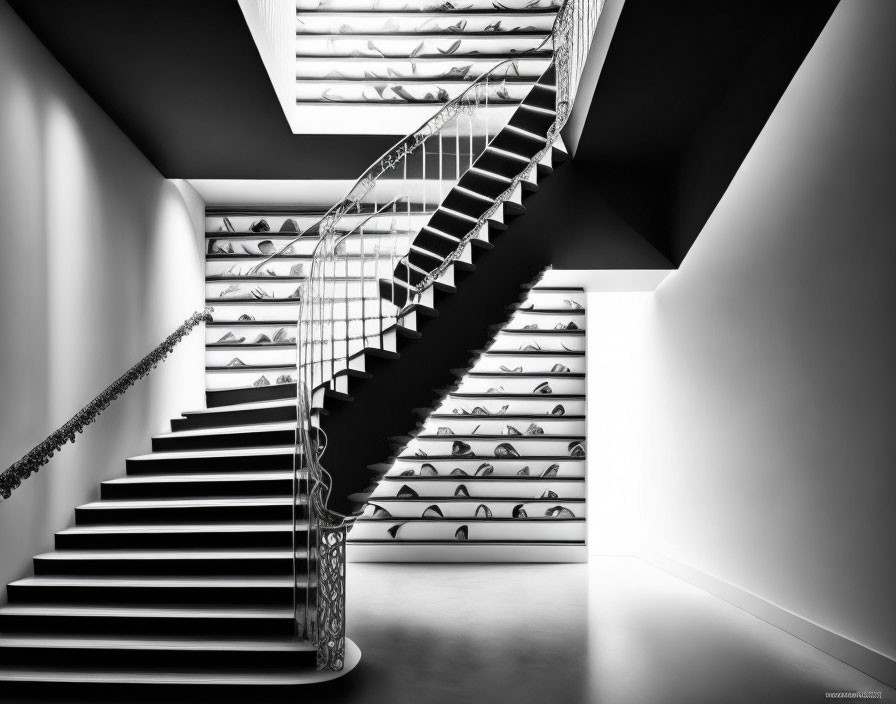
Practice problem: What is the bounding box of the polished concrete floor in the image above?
[7,557,895,703]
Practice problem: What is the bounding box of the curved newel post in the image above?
[315,517,348,671]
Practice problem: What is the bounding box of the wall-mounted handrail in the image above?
[0,308,213,501]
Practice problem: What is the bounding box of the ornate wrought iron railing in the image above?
[265,0,602,671]
[0,308,212,501]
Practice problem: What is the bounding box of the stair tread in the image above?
[10,576,304,588]
[0,664,337,685]
[78,497,295,510]
[129,446,296,461]
[447,393,586,399]
[182,398,298,415]
[395,455,584,461]
[34,549,304,561]
[57,522,295,536]
[413,434,585,440]
[154,422,296,440]
[382,475,583,481]
[104,471,296,485]
[429,414,585,420]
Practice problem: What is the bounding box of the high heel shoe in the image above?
[517,466,530,476]
[397,485,419,498]
[226,358,247,367]
[551,364,570,373]
[475,463,494,476]
[519,341,542,351]
[452,441,474,457]
[506,426,522,436]
[250,219,270,233]
[512,504,528,519]
[533,382,552,394]
[450,467,469,476]
[217,332,245,343]
[486,386,505,394]
[257,240,276,255]
[399,469,415,477]
[545,506,575,518]
[540,464,560,478]
[540,490,559,499]
[436,427,454,435]
[555,321,579,330]
[568,441,585,458]
[420,463,438,476]
[238,313,256,321]
[494,443,519,458]
[455,525,468,541]
[252,333,273,344]
[563,299,584,310]
[500,365,523,373]
[497,405,509,415]
[550,404,565,416]
[422,505,444,518]
[454,484,470,497]
[280,218,299,233]
[253,376,270,387]
[471,406,488,415]
[275,374,293,384]
[522,323,539,330]
[387,524,404,539]
[272,328,296,343]
[525,423,544,435]
[217,217,235,233]
[371,505,391,518]
[475,504,492,519]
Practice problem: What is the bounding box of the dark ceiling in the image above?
[8,0,839,264]
[6,0,398,179]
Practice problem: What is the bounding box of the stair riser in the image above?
[126,454,293,475]
[0,646,316,670]
[74,505,304,525]
[33,558,306,579]
[172,406,297,432]
[0,614,297,638]
[55,531,299,551]
[6,585,304,607]
[151,430,296,452]
[206,383,296,409]
[101,479,295,500]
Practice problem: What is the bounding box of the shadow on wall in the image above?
[0,3,206,593]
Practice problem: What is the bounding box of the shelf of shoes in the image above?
[349,285,588,562]
[204,211,420,392]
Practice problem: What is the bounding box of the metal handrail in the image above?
[0,308,213,501]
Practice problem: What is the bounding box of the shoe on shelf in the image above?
[550,404,565,416]
[512,504,528,519]
[250,287,274,300]
[289,263,304,277]
[238,313,256,321]
[253,376,270,387]
[275,375,293,384]
[215,217,235,233]
[454,485,470,497]
[525,423,544,435]
[257,240,276,255]
[540,490,559,500]
[569,441,585,457]
[436,427,454,436]
[420,463,438,476]
[452,441,474,457]
[545,506,575,518]
[252,333,273,344]
[371,505,392,518]
[399,469,415,477]
[387,524,404,539]
[272,328,296,343]
[250,219,271,233]
[533,382,552,394]
[494,443,519,458]
[422,505,444,519]
[555,321,579,330]
[475,504,493,519]
[522,323,539,330]
[226,358,247,368]
[397,485,418,499]
[455,525,468,541]
[516,466,530,476]
[520,341,542,351]
[551,363,571,373]
[414,449,428,457]
[450,467,469,476]
[506,425,521,436]
[563,299,584,310]
[280,218,299,233]
[471,407,488,416]
[500,365,523,373]
[217,332,246,343]
[475,463,494,477]
[540,464,560,478]
[486,386,505,394]
[289,286,303,300]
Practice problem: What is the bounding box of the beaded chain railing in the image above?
[258,0,602,672]
[0,308,213,501]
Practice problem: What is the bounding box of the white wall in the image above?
[0,3,206,591]
[580,0,896,666]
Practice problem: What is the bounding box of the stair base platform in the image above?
[348,543,586,563]
[0,638,360,687]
